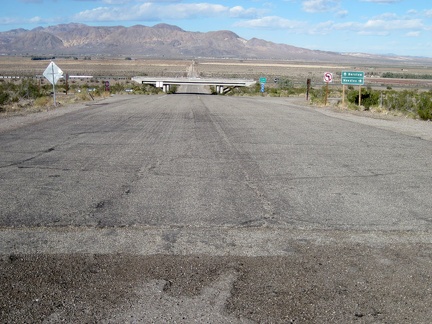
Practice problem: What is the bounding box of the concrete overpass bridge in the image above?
[131,76,256,94]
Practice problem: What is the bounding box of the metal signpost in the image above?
[259,77,267,94]
[323,72,333,105]
[341,71,365,106]
[43,61,63,108]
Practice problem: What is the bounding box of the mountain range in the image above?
[1,23,431,64]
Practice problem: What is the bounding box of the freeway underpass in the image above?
[131,76,256,93]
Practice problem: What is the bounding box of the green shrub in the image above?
[417,92,432,120]
[167,84,177,94]
[347,88,380,110]
[383,90,418,113]
[309,86,327,105]
[0,91,9,105]
[228,83,261,96]
[18,79,43,99]
[34,96,52,107]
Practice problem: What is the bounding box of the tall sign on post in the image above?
[323,72,333,105]
[43,61,63,108]
[259,77,266,94]
[341,71,364,107]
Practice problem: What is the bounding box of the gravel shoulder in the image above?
[0,95,129,134]
[319,106,432,141]
[288,97,432,142]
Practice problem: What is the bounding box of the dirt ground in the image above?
[1,241,432,323]
[2,56,432,88]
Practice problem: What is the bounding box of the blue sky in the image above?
[1,0,432,57]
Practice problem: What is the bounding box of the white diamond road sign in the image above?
[43,62,63,85]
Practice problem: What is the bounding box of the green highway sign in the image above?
[259,77,267,84]
[341,71,364,85]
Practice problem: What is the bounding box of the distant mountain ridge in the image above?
[1,23,431,64]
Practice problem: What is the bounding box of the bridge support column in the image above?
[163,84,170,93]
[217,85,224,94]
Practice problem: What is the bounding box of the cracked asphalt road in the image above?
[1,93,432,323]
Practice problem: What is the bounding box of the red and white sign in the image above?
[323,72,333,83]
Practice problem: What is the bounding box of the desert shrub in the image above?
[227,83,261,96]
[166,85,177,94]
[77,91,90,101]
[209,85,217,95]
[383,90,417,113]
[0,91,10,106]
[18,79,43,99]
[309,86,327,105]
[382,72,432,80]
[265,78,307,97]
[33,96,52,107]
[347,88,380,110]
[417,92,432,120]
[110,82,126,93]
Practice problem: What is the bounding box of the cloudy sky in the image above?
[1,0,432,57]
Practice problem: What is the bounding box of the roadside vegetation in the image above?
[223,77,307,97]
[309,85,432,121]
[2,76,432,121]
[0,78,166,115]
[226,79,432,121]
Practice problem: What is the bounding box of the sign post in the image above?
[43,61,63,107]
[259,77,266,95]
[341,71,364,107]
[306,78,311,101]
[323,72,333,105]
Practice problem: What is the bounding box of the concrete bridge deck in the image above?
[131,76,256,93]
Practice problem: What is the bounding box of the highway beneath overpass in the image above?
[1,94,432,322]
[132,76,256,93]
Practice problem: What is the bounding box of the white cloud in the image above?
[18,0,43,3]
[160,3,227,19]
[229,6,263,18]
[73,2,261,22]
[29,16,44,23]
[234,9,428,39]
[0,15,58,26]
[302,0,341,13]
[234,16,306,30]
[360,0,402,3]
[100,0,131,4]
[357,30,389,36]
[0,17,21,24]
[405,31,420,37]
[363,18,423,30]
[336,10,348,18]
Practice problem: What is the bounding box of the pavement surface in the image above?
[1,90,432,323]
